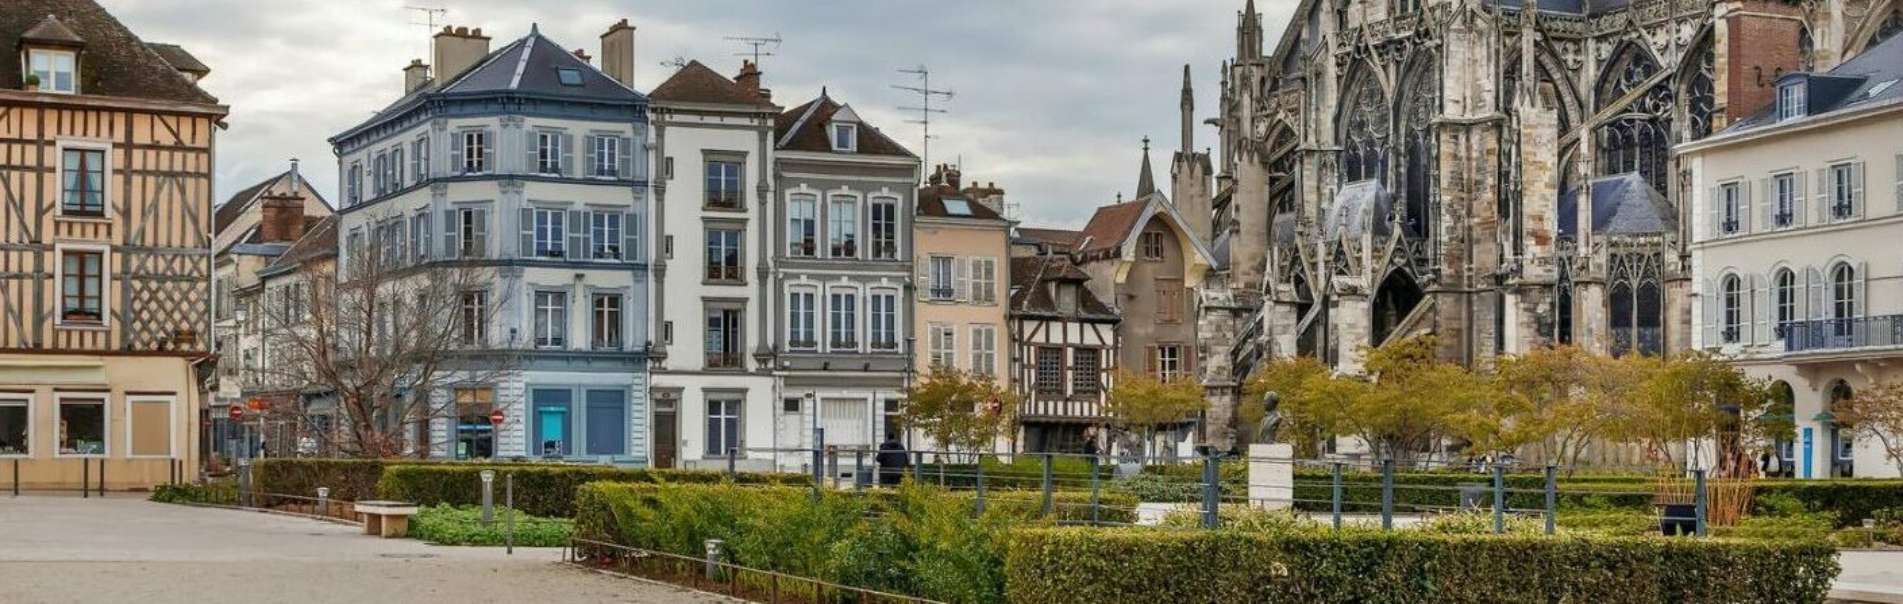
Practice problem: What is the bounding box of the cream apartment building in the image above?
[1684,34,1903,478]
[912,166,1011,450]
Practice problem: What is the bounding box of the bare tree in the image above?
[257,210,518,458]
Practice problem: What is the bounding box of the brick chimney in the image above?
[572,48,591,62]
[735,60,762,94]
[432,26,491,85]
[403,59,430,93]
[1723,1,1808,126]
[599,19,636,89]
[258,192,306,243]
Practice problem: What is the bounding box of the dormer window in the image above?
[28,49,77,94]
[1777,80,1807,121]
[831,122,857,152]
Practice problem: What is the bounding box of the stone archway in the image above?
[1371,269,1424,346]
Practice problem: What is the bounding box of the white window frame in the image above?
[28,49,77,94]
[594,135,620,178]
[537,131,562,175]
[1830,162,1855,220]
[787,193,819,257]
[532,290,568,349]
[53,392,109,458]
[54,243,110,329]
[460,289,488,347]
[705,397,742,457]
[828,288,860,351]
[1719,182,1741,235]
[0,395,30,457]
[55,140,112,219]
[1777,82,1806,121]
[1774,269,1797,335]
[870,289,900,351]
[124,394,177,459]
[1157,345,1183,382]
[592,293,624,350]
[869,196,900,260]
[590,211,622,260]
[827,193,860,258]
[532,208,565,258]
[832,122,858,152]
[1773,172,1796,228]
[1721,274,1742,344]
[788,287,818,350]
[461,130,489,174]
[928,256,955,300]
[970,324,997,377]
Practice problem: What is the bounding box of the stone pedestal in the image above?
[1248,443,1294,510]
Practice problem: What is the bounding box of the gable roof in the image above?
[0,0,219,105]
[260,215,338,276]
[1014,227,1086,252]
[1078,199,1152,254]
[213,169,332,234]
[1008,255,1118,320]
[650,60,774,107]
[774,94,915,157]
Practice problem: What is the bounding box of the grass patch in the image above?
[409,504,572,547]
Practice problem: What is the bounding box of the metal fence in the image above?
[567,538,941,604]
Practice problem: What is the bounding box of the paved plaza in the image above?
[0,495,725,604]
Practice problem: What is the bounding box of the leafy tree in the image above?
[1493,346,1623,473]
[1608,352,1770,477]
[1256,336,1503,464]
[902,368,1017,455]
[1834,379,1903,477]
[1103,370,1208,459]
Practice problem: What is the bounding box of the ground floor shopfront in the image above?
[427,365,649,464]
[0,353,200,490]
[1741,356,1902,479]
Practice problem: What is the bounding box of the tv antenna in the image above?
[660,56,688,69]
[405,6,447,62]
[894,65,953,179]
[725,33,782,68]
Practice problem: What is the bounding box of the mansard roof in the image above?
[1558,172,1676,238]
[775,93,915,157]
[0,0,219,105]
[650,60,774,107]
[1721,33,1903,136]
[917,184,1006,221]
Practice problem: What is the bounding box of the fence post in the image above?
[912,450,924,483]
[11,458,18,497]
[1380,458,1394,531]
[1040,453,1054,518]
[727,447,738,479]
[1544,465,1557,536]
[1693,468,1708,537]
[1202,453,1220,529]
[98,458,105,497]
[82,457,90,499]
[1331,462,1344,532]
[1089,454,1102,526]
[811,428,825,502]
[235,458,249,506]
[1491,463,1506,535]
[505,472,515,555]
[827,447,839,490]
[853,449,866,492]
[975,453,987,514]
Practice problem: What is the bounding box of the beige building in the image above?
[1683,33,1903,479]
[0,2,226,489]
[912,166,1011,449]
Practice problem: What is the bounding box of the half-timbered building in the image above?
[0,1,226,488]
[1007,252,1119,454]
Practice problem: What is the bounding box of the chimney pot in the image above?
[599,18,638,89]
[433,25,492,87]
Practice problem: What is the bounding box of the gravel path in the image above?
[0,494,729,604]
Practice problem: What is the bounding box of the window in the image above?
[0,397,27,456]
[412,136,429,184]
[593,135,620,178]
[127,396,173,457]
[928,256,955,300]
[832,123,857,151]
[1777,82,1806,121]
[411,211,431,262]
[1072,348,1100,395]
[1719,183,1741,235]
[788,194,818,256]
[461,130,489,174]
[705,398,741,456]
[347,162,362,206]
[705,160,742,208]
[372,152,387,196]
[705,306,744,369]
[1035,348,1065,395]
[459,290,487,346]
[58,397,105,455]
[928,323,956,368]
[533,291,567,348]
[536,131,562,174]
[1774,173,1796,228]
[1830,162,1856,220]
[783,397,802,414]
[970,257,997,304]
[1140,231,1166,260]
[591,212,622,260]
[28,49,77,93]
[454,387,496,459]
[1832,263,1857,325]
[532,208,565,258]
[970,324,997,377]
[1154,345,1184,381]
[61,147,106,216]
[869,291,899,350]
[557,68,584,86]
[455,207,487,257]
[1721,275,1743,344]
[391,148,404,190]
[869,198,898,259]
[789,290,817,349]
[828,195,859,257]
[882,399,904,442]
[829,291,858,349]
[1157,279,1184,324]
[663,321,674,344]
[1775,269,1796,337]
[705,228,742,282]
[592,294,623,350]
[60,249,104,324]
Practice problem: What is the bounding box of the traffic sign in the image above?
[489,408,506,427]
[228,405,243,421]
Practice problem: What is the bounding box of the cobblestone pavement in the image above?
[0,494,729,604]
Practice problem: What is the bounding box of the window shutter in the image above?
[1857,260,1869,321]
[417,212,431,260]
[584,135,598,178]
[1753,272,1770,345]
[1707,186,1721,240]
[954,257,971,301]
[519,207,535,258]
[568,209,587,260]
[1757,178,1772,233]
[559,133,574,177]
[1807,266,1825,320]
[450,134,464,175]
[1740,180,1753,233]
[442,210,458,259]
[622,212,640,262]
[1702,278,1718,348]
[1851,161,1866,219]
[524,130,539,174]
[1813,168,1828,224]
[1894,154,1903,212]
[469,209,489,257]
[1144,346,1158,376]
[618,136,634,180]
[1794,171,1808,227]
[482,129,496,173]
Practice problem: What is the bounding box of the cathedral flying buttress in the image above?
[1183,0,1899,451]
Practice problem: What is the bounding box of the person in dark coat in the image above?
[876,435,910,486]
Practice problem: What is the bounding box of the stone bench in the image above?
[353,501,419,538]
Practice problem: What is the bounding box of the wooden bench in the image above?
[354,501,419,538]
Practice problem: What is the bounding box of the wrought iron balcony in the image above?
[1783,315,1903,353]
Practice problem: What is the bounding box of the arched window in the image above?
[1828,380,1856,475]
[1610,282,1634,356]
[1397,60,1438,239]
[1721,274,1743,343]
[1831,262,1858,339]
[1774,269,1797,336]
[1595,44,1674,194]
[1338,68,1389,184]
[1683,35,1716,141]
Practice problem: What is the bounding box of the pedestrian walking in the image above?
[876,435,909,486]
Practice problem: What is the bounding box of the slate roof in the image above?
[650,60,773,107]
[261,215,338,275]
[1487,0,1629,15]
[1723,33,1903,135]
[1325,180,1393,243]
[774,94,915,157]
[0,0,219,105]
[145,42,208,76]
[1008,255,1118,320]
[1558,172,1676,237]
[917,184,1006,220]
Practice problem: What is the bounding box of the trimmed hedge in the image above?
[255,459,387,501]
[1755,480,1903,528]
[1004,528,1841,604]
[378,464,810,517]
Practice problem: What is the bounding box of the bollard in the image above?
[1380,459,1394,531]
[811,428,825,502]
[505,472,515,555]
[1201,453,1220,529]
[1544,465,1558,536]
[82,458,89,499]
[98,458,105,497]
[727,447,738,479]
[1040,453,1054,518]
[1491,463,1506,535]
[480,469,496,524]
[912,450,923,483]
[1089,454,1102,526]
[1693,469,1708,537]
[317,487,330,518]
[975,455,987,514]
[1331,462,1344,532]
[238,458,252,507]
[704,539,725,581]
[12,458,18,497]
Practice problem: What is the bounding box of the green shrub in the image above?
[1157,506,1320,533]
[1415,510,1547,535]
[255,459,386,501]
[408,504,572,547]
[1004,528,1842,604]
[1558,510,1658,537]
[1755,480,1903,527]
[149,481,237,505]
[376,463,809,518]
[1108,473,1205,502]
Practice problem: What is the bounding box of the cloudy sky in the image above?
[103,0,1292,229]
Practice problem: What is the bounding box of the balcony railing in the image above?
[1783,315,1903,353]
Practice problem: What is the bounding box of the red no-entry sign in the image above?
[489,409,506,427]
[228,405,243,421]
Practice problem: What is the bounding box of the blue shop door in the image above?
[534,389,572,458]
[585,389,627,456]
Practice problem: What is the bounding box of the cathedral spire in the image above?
[1180,64,1195,156]
[1238,0,1262,61]
[1136,137,1156,199]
